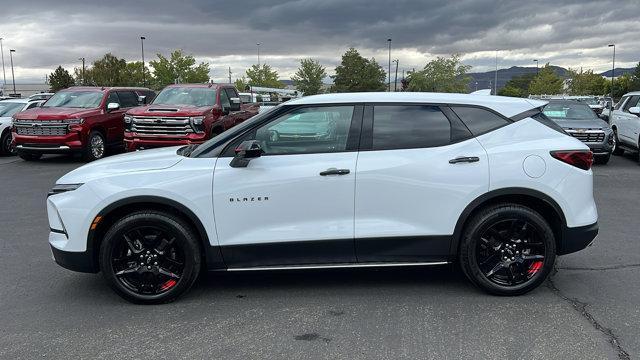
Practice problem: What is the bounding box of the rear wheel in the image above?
[17,151,42,161]
[0,130,16,156]
[459,204,556,296]
[83,131,106,162]
[611,128,624,156]
[99,211,202,304]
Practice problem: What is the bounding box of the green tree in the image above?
[235,76,250,91]
[528,64,564,95]
[628,62,640,92]
[331,48,386,92]
[292,58,326,95]
[48,66,75,91]
[497,73,536,97]
[406,54,471,93]
[84,53,128,87]
[123,61,152,87]
[568,69,607,95]
[150,50,210,88]
[603,73,633,99]
[245,64,282,88]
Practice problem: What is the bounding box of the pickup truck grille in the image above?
[131,116,194,136]
[15,123,68,136]
[565,129,605,143]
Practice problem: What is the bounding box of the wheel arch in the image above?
[88,196,224,272]
[450,188,566,257]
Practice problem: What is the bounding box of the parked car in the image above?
[12,86,154,161]
[46,93,598,304]
[28,92,55,101]
[575,96,604,116]
[0,98,45,155]
[124,84,259,152]
[542,100,613,164]
[610,91,640,162]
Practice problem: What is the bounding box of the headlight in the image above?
[189,116,206,133]
[124,115,133,123]
[190,116,205,125]
[48,183,83,197]
[66,118,84,124]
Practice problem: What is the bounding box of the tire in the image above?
[594,153,611,165]
[83,130,106,162]
[459,203,556,296]
[611,128,624,156]
[0,130,16,156]
[17,151,42,161]
[99,211,202,304]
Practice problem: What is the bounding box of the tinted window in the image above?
[219,89,230,109]
[372,105,451,150]
[117,91,139,108]
[623,96,639,112]
[224,88,238,99]
[234,106,354,155]
[614,96,628,110]
[451,106,510,135]
[106,92,119,106]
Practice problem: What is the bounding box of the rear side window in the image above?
[450,106,510,136]
[372,105,451,150]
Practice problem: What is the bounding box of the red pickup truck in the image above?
[124,84,258,151]
[12,86,155,161]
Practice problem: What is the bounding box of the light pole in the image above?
[0,38,5,91]
[608,44,615,100]
[387,38,392,92]
[494,50,498,95]
[79,57,85,85]
[393,59,399,91]
[256,43,261,66]
[9,49,16,95]
[140,36,146,87]
[533,59,539,75]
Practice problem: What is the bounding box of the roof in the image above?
[623,91,640,96]
[164,83,233,89]
[286,92,546,117]
[0,98,29,103]
[64,86,153,92]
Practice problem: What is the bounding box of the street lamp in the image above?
[392,59,399,91]
[608,44,615,101]
[256,43,261,66]
[387,38,392,92]
[0,37,5,90]
[79,57,85,86]
[140,36,146,87]
[9,49,15,95]
[494,50,498,95]
[533,59,539,75]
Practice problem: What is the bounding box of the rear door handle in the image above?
[449,156,480,164]
[320,168,350,176]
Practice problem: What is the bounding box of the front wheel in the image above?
[99,211,202,304]
[459,204,556,296]
[0,130,16,156]
[83,131,106,162]
[611,129,624,156]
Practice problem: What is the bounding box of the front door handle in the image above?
[320,168,350,176]
[449,156,480,164]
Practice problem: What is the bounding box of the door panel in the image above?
[354,138,489,262]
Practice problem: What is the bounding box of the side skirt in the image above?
[217,261,450,272]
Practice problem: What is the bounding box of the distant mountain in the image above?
[600,67,635,77]
[467,66,570,92]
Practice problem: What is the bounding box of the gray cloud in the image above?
[0,0,637,83]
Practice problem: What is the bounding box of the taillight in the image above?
[550,150,593,170]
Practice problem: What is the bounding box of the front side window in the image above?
[451,106,510,136]
[42,91,104,109]
[152,87,216,107]
[623,96,640,112]
[372,105,451,150]
[117,91,139,108]
[106,92,120,106]
[236,106,354,155]
[219,89,230,109]
[614,96,628,110]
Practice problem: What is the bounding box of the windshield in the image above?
[577,98,598,105]
[0,102,24,117]
[43,91,103,109]
[543,102,596,120]
[152,87,216,107]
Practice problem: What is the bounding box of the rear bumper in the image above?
[558,221,598,255]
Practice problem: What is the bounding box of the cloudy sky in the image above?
[0,0,638,84]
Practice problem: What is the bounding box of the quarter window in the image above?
[372,105,451,150]
[236,106,355,155]
[451,106,510,136]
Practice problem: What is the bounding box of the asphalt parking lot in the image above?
[0,153,638,360]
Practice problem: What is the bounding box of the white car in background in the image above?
[610,91,640,162]
[0,98,46,155]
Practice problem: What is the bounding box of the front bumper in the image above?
[50,242,97,273]
[13,132,84,153]
[558,221,598,255]
[124,133,206,151]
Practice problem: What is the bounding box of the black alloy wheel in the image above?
[0,130,16,156]
[100,211,201,304]
[460,204,556,295]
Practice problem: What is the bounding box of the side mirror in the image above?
[230,140,263,168]
[107,102,120,112]
[138,95,147,104]
[628,106,640,116]
[230,97,241,112]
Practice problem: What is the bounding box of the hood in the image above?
[14,107,99,121]
[550,117,610,130]
[0,115,12,125]
[57,146,184,184]
[127,104,213,117]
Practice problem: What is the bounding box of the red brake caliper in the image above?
[160,279,177,291]
[527,261,543,276]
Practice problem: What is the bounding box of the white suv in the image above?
[0,98,45,155]
[47,93,599,303]
[610,91,640,161]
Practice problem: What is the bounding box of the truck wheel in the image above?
[83,131,106,162]
[0,130,15,156]
[594,153,611,165]
[459,203,556,296]
[18,151,42,161]
[611,128,624,156]
[99,210,202,304]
